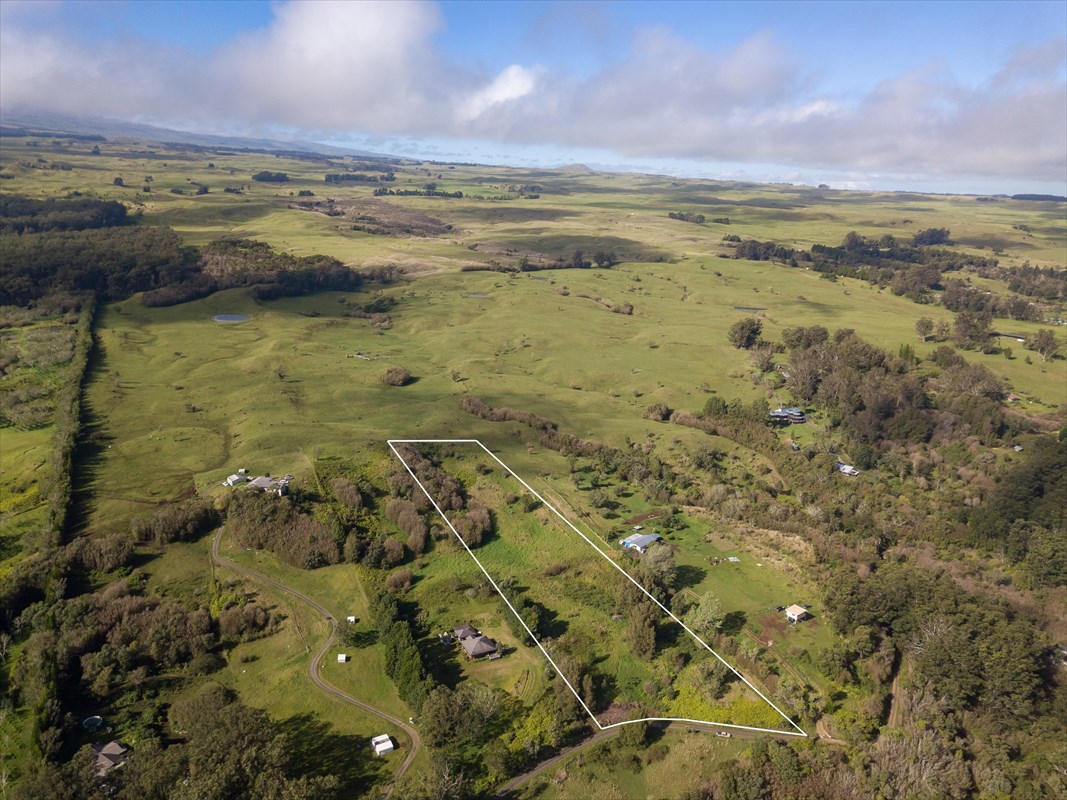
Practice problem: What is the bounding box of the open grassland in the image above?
[140,530,420,786]
[78,255,1064,536]
[519,728,749,800]
[2,136,1065,273]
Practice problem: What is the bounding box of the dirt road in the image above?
[211,528,421,792]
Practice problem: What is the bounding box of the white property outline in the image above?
[388,439,807,738]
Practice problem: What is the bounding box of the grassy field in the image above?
[139,530,419,787]
[3,135,1064,794]
[518,728,750,800]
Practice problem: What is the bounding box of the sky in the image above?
[1,0,1065,194]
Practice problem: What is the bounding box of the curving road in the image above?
[211,528,421,792]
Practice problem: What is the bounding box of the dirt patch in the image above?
[753,612,788,643]
[300,197,454,237]
[622,510,662,526]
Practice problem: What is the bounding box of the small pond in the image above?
[212,314,250,322]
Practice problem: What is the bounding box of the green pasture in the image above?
[521,728,749,800]
[2,136,1064,276]
[394,449,793,731]
[139,529,420,785]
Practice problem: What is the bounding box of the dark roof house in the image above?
[452,624,480,640]
[461,635,498,659]
[92,741,127,777]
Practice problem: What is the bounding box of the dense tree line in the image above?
[0,194,127,234]
[251,171,288,182]
[1,226,196,305]
[324,171,394,183]
[727,231,1028,313]
[668,211,705,223]
[368,591,432,710]
[225,490,340,568]
[141,238,363,307]
[373,187,463,198]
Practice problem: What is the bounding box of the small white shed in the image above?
[371,734,395,756]
[337,653,348,663]
[785,604,808,623]
[346,616,357,624]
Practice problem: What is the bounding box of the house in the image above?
[92,741,127,777]
[461,635,498,660]
[223,473,247,487]
[371,734,395,756]
[769,406,806,424]
[837,463,860,476]
[247,475,292,496]
[452,624,480,640]
[785,604,808,623]
[620,532,663,554]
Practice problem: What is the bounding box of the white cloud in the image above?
[0,1,1063,188]
[459,64,538,122]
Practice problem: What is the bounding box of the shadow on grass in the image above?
[277,712,385,798]
[675,564,707,589]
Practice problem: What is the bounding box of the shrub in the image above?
[381,366,412,386]
[385,568,414,592]
[331,477,362,508]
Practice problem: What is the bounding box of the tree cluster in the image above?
[225,490,340,568]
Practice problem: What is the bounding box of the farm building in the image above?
[452,624,480,640]
[836,463,860,476]
[92,741,127,776]
[620,532,663,554]
[247,475,292,495]
[461,635,498,660]
[223,473,247,486]
[371,734,395,756]
[785,604,809,623]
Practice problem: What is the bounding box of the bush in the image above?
[385,568,413,592]
[331,477,362,508]
[381,366,412,386]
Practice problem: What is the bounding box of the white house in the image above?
[371,734,395,756]
[785,604,808,623]
[619,532,663,554]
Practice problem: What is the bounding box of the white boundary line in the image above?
[387,439,807,738]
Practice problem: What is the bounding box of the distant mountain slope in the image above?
[0,110,390,159]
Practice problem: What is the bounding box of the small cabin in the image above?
[337,653,349,663]
[785,604,808,623]
[371,734,395,756]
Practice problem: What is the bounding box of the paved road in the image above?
[211,528,421,792]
